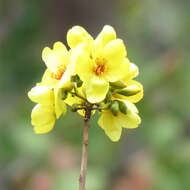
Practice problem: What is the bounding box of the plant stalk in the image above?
[79,109,91,190]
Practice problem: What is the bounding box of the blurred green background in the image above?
[0,0,190,189]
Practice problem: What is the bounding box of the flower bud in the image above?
[118,101,127,114]
[104,91,112,103]
[71,75,83,87]
[110,81,126,89]
[117,85,141,96]
[61,90,68,100]
[110,100,119,116]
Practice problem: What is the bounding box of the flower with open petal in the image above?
[75,25,130,103]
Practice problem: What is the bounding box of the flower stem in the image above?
[79,109,91,190]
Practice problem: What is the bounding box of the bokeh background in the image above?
[1,0,190,189]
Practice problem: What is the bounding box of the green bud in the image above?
[76,79,83,87]
[104,91,112,104]
[61,90,68,100]
[118,101,127,114]
[110,100,119,116]
[110,81,126,89]
[71,75,79,82]
[71,74,83,88]
[117,85,141,96]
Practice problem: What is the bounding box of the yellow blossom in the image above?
[98,101,141,142]
[40,41,73,118]
[74,25,130,103]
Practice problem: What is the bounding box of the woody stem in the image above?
[79,108,91,190]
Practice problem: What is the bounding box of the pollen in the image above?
[51,65,66,80]
[94,57,107,76]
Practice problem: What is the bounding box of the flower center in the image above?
[51,65,66,80]
[94,57,107,76]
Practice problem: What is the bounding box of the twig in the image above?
[79,108,91,190]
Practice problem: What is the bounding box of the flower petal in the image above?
[118,101,141,128]
[85,77,109,103]
[28,85,54,105]
[105,58,130,82]
[94,25,116,48]
[98,111,122,142]
[42,42,68,72]
[118,112,141,129]
[54,88,67,118]
[41,69,58,87]
[123,62,139,81]
[104,39,127,62]
[67,26,93,48]
[75,50,94,82]
[31,104,55,134]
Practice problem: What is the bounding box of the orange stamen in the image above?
[94,57,107,76]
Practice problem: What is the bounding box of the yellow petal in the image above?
[54,88,67,118]
[31,104,55,134]
[123,62,139,81]
[119,111,141,129]
[117,101,141,128]
[105,58,130,82]
[53,41,67,52]
[85,77,109,103]
[28,85,54,105]
[41,69,58,87]
[98,111,122,142]
[104,39,127,62]
[34,122,55,134]
[64,93,83,107]
[94,25,116,48]
[58,69,73,91]
[67,26,93,48]
[42,42,68,72]
[115,80,144,103]
[75,50,94,82]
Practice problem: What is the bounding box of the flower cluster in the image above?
[28,25,143,142]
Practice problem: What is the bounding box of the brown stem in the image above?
[79,109,91,190]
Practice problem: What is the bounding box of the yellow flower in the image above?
[74,25,130,103]
[28,41,72,133]
[31,104,56,134]
[40,41,73,118]
[98,101,141,142]
[42,41,69,82]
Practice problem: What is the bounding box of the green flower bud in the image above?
[71,74,83,87]
[104,91,112,103]
[76,79,83,87]
[110,81,126,89]
[110,100,119,116]
[117,85,141,96]
[118,101,127,114]
[61,90,68,100]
